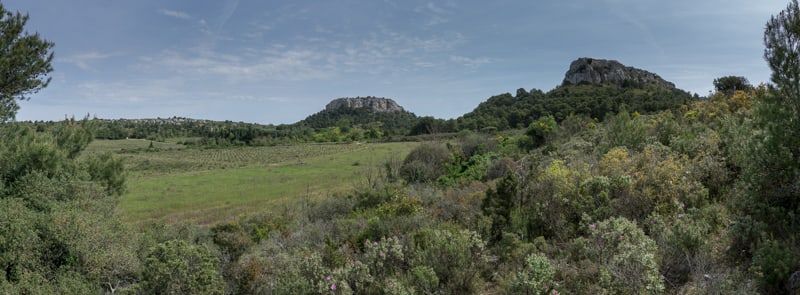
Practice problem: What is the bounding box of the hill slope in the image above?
[299,96,419,136]
[457,58,695,130]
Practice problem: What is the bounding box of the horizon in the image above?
[4,0,788,125]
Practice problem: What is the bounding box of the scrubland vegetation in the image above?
[2,1,800,294]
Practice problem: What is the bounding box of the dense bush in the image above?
[400,143,451,183]
[142,240,224,294]
[410,227,489,293]
[567,217,664,294]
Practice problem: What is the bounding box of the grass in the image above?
[97,141,416,225]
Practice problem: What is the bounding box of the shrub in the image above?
[410,227,489,293]
[647,208,717,288]
[600,108,648,152]
[569,217,664,294]
[521,115,558,150]
[486,157,517,180]
[751,239,796,294]
[400,143,450,183]
[509,253,556,295]
[142,240,224,295]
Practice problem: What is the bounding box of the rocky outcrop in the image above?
[563,58,675,89]
[325,97,405,113]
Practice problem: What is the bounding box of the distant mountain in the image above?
[456,58,695,130]
[299,96,419,136]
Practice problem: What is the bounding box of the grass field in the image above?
[83,138,186,153]
[86,140,416,225]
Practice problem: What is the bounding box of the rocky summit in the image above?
[563,57,675,89]
[325,96,405,113]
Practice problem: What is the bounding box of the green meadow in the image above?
[86,140,416,225]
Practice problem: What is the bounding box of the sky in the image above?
[4,0,791,124]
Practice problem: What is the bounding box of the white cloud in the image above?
[227,95,288,102]
[76,79,185,105]
[140,49,333,82]
[450,55,492,68]
[426,2,448,14]
[158,8,191,20]
[59,51,122,70]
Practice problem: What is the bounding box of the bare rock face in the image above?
[325,97,405,112]
[563,58,675,89]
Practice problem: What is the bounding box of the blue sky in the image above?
[4,0,789,124]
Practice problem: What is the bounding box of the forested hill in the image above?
[297,96,420,137]
[456,58,696,130]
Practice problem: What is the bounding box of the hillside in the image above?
[298,96,420,137]
[457,58,696,130]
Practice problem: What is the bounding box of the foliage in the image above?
[751,238,796,294]
[400,143,451,183]
[600,107,648,152]
[569,217,664,294]
[410,227,489,294]
[142,239,224,295]
[0,3,54,122]
[509,252,556,295]
[300,105,421,138]
[720,5,800,295]
[713,76,753,94]
[521,115,557,151]
[764,0,800,106]
[481,173,518,243]
[456,82,693,132]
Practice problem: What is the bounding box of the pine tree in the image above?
[0,3,54,122]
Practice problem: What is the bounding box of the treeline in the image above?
[454,82,695,131]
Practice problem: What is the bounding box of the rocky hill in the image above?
[299,96,418,136]
[325,96,405,113]
[457,57,694,130]
[563,57,675,89]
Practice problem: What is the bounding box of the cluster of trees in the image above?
[66,109,419,146]
[3,0,800,293]
[455,81,695,132]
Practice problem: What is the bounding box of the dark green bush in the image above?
[400,143,450,183]
[751,239,796,294]
[142,240,224,295]
[410,227,489,294]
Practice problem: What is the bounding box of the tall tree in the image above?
[727,1,800,292]
[0,3,54,122]
[764,0,800,117]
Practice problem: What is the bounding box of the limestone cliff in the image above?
[563,58,675,89]
[325,97,405,113]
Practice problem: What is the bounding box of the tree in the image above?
[725,2,800,292]
[713,76,753,94]
[0,3,54,122]
[481,173,518,243]
[765,0,800,115]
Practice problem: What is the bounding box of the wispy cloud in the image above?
[450,55,492,68]
[602,0,665,57]
[226,95,289,102]
[60,51,122,70]
[415,1,457,26]
[158,8,191,20]
[140,49,334,82]
[76,78,186,105]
